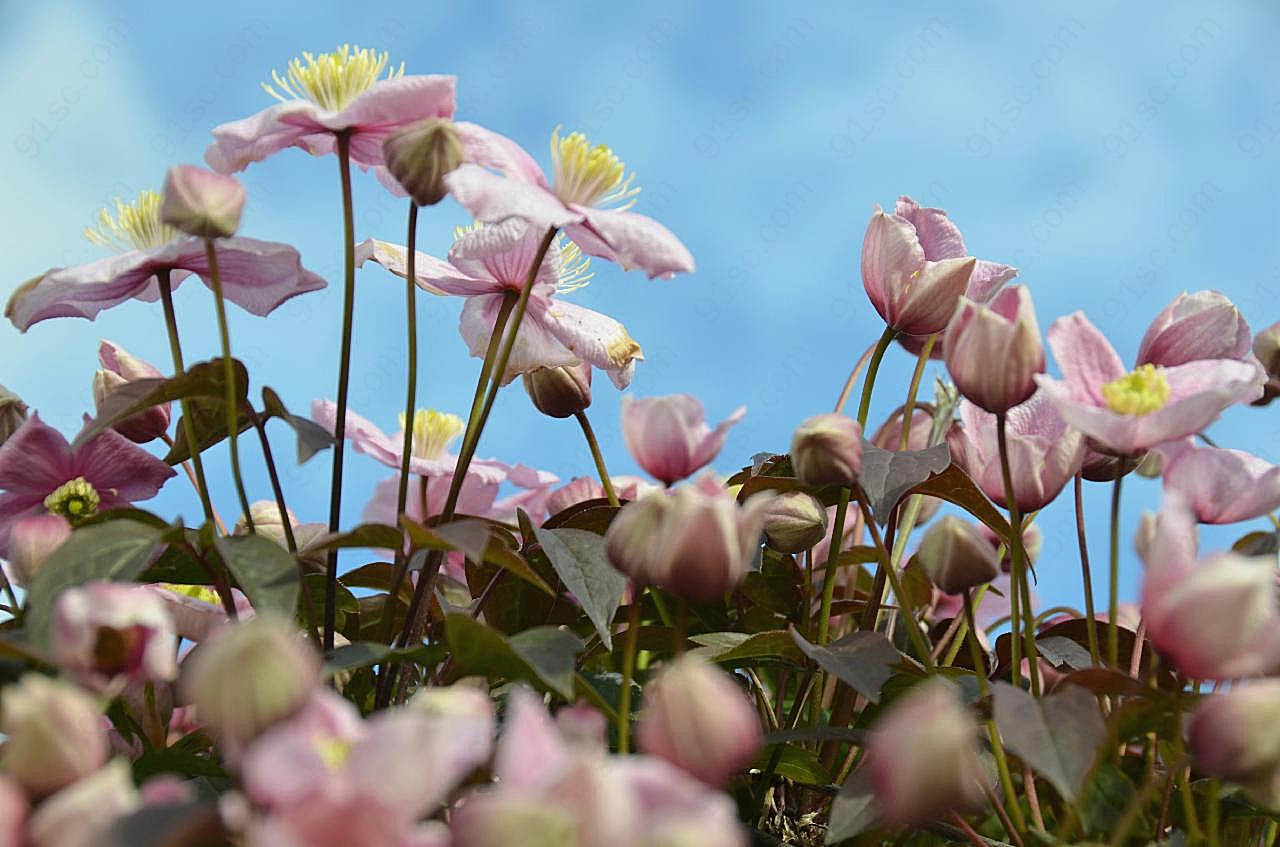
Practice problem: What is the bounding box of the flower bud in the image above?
[52,580,178,692]
[621,394,745,485]
[917,516,1000,595]
[382,117,466,206]
[451,795,580,847]
[944,286,1043,413]
[867,678,988,824]
[1188,680,1280,789]
[790,413,863,488]
[180,615,320,756]
[1137,290,1252,368]
[523,363,592,418]
[0,674,107,796]
[761,490,828,553]
[1253,320,1280,406]
[160,164,245,239]
[0,384,28,447]
[27,759,139,847]
[861,207,977,336]
[94,340,169,443]
[637,655,762,786]
[235,499,299,547]
[0,776,26,847]
[6,512,71,587]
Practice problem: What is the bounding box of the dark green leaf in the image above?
[857,441,951,524]
[543,498,620,534]
[752,743,831,786]
[1080,762,1139,835]
[163,397,255,463]
[212,534,299,617]
[532,527,626,651]
[1232,530,1278,557]
[791,628,904,703]
[825,767,880,843]
[261,386,333,464]
[103,799,229,847]
[905,464,1012,539]
[691,630,804,665]
[992,682,1106,801]
[445,615,583,700]
[311,523,403,552]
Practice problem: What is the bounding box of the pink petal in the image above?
[458,296,579,384]
[689,405,747,472]
[445,164,580,231]
[895,196,966,260]
[569,208,696,280]
[1045,312,1126,405]
[493,688,569,792]
[451,222,562,291]
[321,76,456,168]
[453,121,546,184]
[967,260,1018,302]
[861,208,926,320]
[72,424,176,502]
[1163,443,1280,524]
[6,249,179,332]
[0,414,75,494]
[205,101,330,174]
[540,299,644,389]
[177,237,326,317]
[355,238,495,297]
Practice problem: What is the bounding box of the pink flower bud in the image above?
[637,655,762,786]
[382,117,466,207]
[0,675,107,796]
[945,285,1043,413]
[94,340,170,443]
[917,515,1000,595]
[621,394,745,485]
[0,777,26,847]
[523,362,592,418]
[6,513,71,587]
[0,384,28,447]
[27,759,139,847]
[1137,290,1251,367]
[761,490,828,553]
[1253,320,1280,406]
[1188,680,1280,791]
[555,702,608,751]
[160,164,245,238]
[861,207,977,336]
[790,413,863,488]
[867,678,989,824]
[52,580,177,692]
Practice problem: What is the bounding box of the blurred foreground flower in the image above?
[52,580,177,693]
[1157,438,1280,524]
[0,674,107,796]
[1189,680,1280,807]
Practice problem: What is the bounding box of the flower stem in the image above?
[967,589,1027,836]
[1108,463,1126,668]
[156,270,216,524]
[575,410,618,506]
[856,491,934,670]
[323,131,357,653]
[897,333,937,449]
[815,489,849,645]
[618,592,642,753]
[856,326,898,428]
[996,413,1041,696]
[394,201,420,526]
[1074,473,1102,666]
[203,239,253,532]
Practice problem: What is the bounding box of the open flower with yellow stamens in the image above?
[1034,311,1265,456]
[444,127,695,280]
[205,44,457,173]
[6,187,325,332]
[0,414,175,558]
[357,220,645,388]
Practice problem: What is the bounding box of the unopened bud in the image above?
[918,516,1000,595]
[160,164,245,239]
[1188,680,1280,798]
[761,490,828,553]
[0,675,107,796]
[0,384,28,447]
[383,118,466,206]
[1254,321,1280,406]
[522,363,592,418]
[790,413,863,488]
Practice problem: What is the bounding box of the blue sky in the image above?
[2,2,1278,613]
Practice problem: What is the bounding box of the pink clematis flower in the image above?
[146,583,254,642]
[52,580,178,693]
[7,189,325,332]
[358,221,644,387]
[949,394,1084,513]
[1035,312,1264,457]
[444,127,695,279]
[204,45,455,173]
[621,394,745,486]
[1136,290,1252,367]
[0,414,175,558]
[545,475,660,515]
[1157,439,1280,524]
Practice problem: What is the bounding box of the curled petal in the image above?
[569,208,696,280]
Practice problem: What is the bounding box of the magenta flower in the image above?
[52,581,177,693]
[204,45,455,173]
[1036,311,1264,457]
[0,414,175,558]
[1137,290,1252,367]
[949,394,1084,512]
[7,189,325,332]
[358,222,644,388]
[1156,439,1280,524]
[621,394,745,485]
[444,127,695,279]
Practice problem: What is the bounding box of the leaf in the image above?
[212,534,299,617]
[543,498,620,534]
[163,397,255,463]
[825,767,880,843]
[445,615,584,700]
[904,463,1012,539]
[992,682,1107,801]
[311,523,404,552]
[766,726,867,746]
[856,441,952,524]
[690,630,804,665]
[322,641,442,677]
[26,519,166,645]
[1036,635,1095,671]
[103,799,229,847]
[1080,762,1139,835]
[791,628,904,703]
[1232,530,1278,557]
[752,743,831,786]
[261,386,333,464]
[533,527,626,651]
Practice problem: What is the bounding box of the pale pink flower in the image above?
[5,513,71,587]
[93,340,170,443]
[621,394,744,485]
[1157,439,1280,524]
[444,128,694,279]
[1137,290,1252,367]
[1188,680,1280,802]
[147,583,253,642]
[1035,311,1264,456]
[0,414,174,558]
[52,580,178,692]
[358,222,644,387]
[893,197,1017,304]
[545,475,660,514]
[26,759,138,847]
[944,285,1044,414]
[0,675,107,797]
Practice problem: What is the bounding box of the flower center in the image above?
[92,624,148,676]
[161,583,223,606]
[83,191,177,253]
[43,477,100,523]
[555,237,594,294]
[315,735,355,770]
[399,410,465,460]
[262,44,403,112]
[1101,364,1170,416]
[549,127,639,209]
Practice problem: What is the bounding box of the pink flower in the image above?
[1035,312,1264,457]
[0,675,107,797]
[0,414,175,558]
[148,583,254,642]
[1137,290,1252,367]
[205,46,455,173]
[1188,680,1280,802]
[1141,496,1280,680]
[1157,439,1280,524]
[949,394,1084,512]
[7,189,325,332]
[545,475,660,515]
[444,127,695,279]
[0,777,26,847]
[92,340,170,443]
[6,513,71,587]
[621,394,745,485]
[944,285,1044,414]
[358,222,644,387]
[52,580,178,692]
[26,759,138,847]
[893,197,1017,304]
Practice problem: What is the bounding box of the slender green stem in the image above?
[1206,779,1222,847]
[855,492,934,669]
[1073,473,1102,666]
[967,592,1027,836]
[832,340,877,415]
[856,326,898,428]
[323,131,357,652]
[1108,463,1126,668]
[618,594,642,753]
[394,202,421,525]
[575,410,618,506]
[816,489,850,644]
[897,333,937,449]
[203,239,253,531]
[996,413,1040,695]
[157,270,215,523]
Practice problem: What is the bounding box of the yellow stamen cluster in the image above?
[549,127,639,209]
[555,238,594,293]
[314,736,355,769]
[160,583,223,605]
[399,409,465,460]
[1102,364,1171,416]
[43,477,100,522]
[83,191,177,253]
[262,45,403,112]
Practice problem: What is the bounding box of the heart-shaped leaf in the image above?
[533,526,626,650]
[857,441,951,524]
[992,681,1107,801]
[791,628,904,703]
[212,533,299,618]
